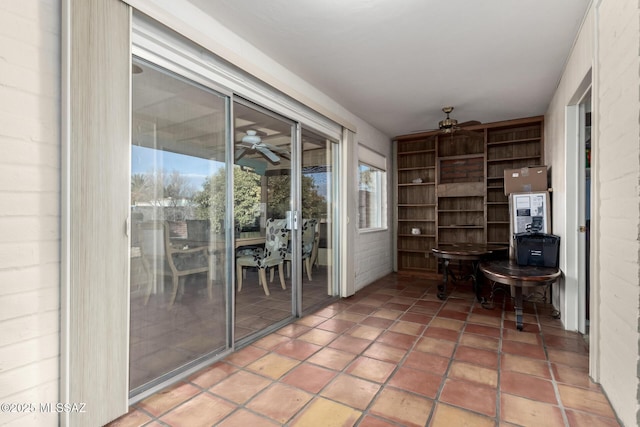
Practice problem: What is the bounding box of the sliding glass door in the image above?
[232,101,295,343]
[300,128,339,311]
[129,58,230,393]
[128,51,341,396]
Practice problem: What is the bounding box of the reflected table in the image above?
[479,259,561,330]
[235,236,266,248]
[431,244,507,301]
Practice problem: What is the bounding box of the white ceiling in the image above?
[187,0,590,137]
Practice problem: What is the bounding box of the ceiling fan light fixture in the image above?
[242,130,261,144]
[438,106,458,131]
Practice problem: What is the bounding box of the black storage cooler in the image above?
[514,233,560,268]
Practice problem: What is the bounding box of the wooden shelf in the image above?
[487,155,541,163]
[398,166,436,171]
[397,149,435,155]
[487,137,540,146]
[398,182,435,187]
[394,116,543,274]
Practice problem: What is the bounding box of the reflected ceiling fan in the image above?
[235,130,290,163]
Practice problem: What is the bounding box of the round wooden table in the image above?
[479,259,561,330]
[431,244,507,301]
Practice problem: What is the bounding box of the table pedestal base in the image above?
[479,260,560,331]
[438,259,482,302]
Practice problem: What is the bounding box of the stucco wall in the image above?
[0,1,60,426]
[593,0,640,425]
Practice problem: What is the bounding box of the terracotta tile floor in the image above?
[109,273,621,426]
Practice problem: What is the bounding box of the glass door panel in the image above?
[301,128,339,311]
[130,59,229,393]
[233,101,295,342]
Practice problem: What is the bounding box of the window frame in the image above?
[357,145,387,232]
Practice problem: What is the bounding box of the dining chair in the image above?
[284,218,317,281]
[236,218,289,296]
[139,220,212,307]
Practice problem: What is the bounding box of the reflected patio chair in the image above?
[310,221,321,270]
[140,220,211,307]
[236,218,289,296]
[284,218,317,281]
[130,219,151,297]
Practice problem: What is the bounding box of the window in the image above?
[358,145,387,230]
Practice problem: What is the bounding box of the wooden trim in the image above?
[61,0,131,425]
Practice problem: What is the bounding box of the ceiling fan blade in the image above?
[262,143,290,159]
[235,147,247,160]
[407,127,440,134]
[457,120,482,128]
[447,128,484,139]
[257,146,280,162]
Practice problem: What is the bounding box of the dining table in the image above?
[479,259,561,330]
[431,243,508,301]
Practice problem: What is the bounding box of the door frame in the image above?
[565,75,592,334]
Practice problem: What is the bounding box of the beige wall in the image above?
[0,1,61,426]
[546,1,640,425]
[593,0,640,424]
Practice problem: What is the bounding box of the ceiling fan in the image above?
[410,106,481,135]
[438,106,481,134]
[235,130,290,163]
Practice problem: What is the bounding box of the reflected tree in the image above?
[131,169,196,221]
[194,167,261,233]
[193,168,327,233]
[267,174,326,220]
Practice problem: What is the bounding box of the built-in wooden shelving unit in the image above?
[393,116,544,275]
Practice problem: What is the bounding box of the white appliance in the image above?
[509,191,551,259]
[510,191,550,234]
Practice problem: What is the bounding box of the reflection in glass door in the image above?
[233,101,295,343]
[129,59,230,394]
[301,128,339,311]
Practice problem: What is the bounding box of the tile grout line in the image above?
[424,278,506,424]
[112,273,618,427]
[164,284,455,425]
[495,292,505,426]
[347,278,442,425]
[536,301,571,427]
[227,283,411,426]
[130,276,597,427]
